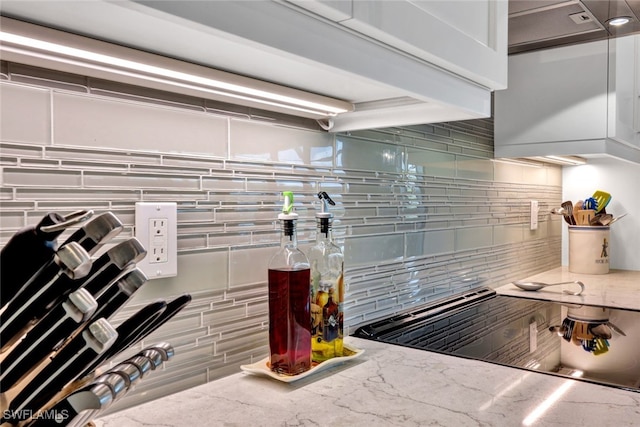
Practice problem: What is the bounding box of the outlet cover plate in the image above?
[530,200,539,230]
[135,202,177,279]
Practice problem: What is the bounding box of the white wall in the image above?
[563,157,640,270]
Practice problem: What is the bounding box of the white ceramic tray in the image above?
[240,344,364,383]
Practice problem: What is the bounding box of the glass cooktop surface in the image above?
[354,288,640,391]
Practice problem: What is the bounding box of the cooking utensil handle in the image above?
[607,321,626,336]
[554,281,585,295]
[608,213,628,225]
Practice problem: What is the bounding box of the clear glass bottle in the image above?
[268,191,311,375]
[308,192,344,362]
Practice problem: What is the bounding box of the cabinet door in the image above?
[495,41,608,147]
[288,0,507,90]
[609,34,640,148]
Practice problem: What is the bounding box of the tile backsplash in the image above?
[0,63,562,412]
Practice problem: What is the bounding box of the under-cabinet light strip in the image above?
[533,156,587,166]
[0,19,352,118]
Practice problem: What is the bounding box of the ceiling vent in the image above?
[569,11,595,24]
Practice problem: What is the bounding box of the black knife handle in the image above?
[0,262,66,330]
[104,301,168,361]
[0,243,91,353]
[2,319,117,425]
[0,210,93,309]
[82,295,189,380]
[90,268,147,322]
[25,238,147,332]
[57,269,148,384]
[0,242,86,329]
[132,294,192,345]
[61,212,123,256]
[0,213,66,308]
[78,301,167,379]
[0,289,97,392]
[81,238,146,297]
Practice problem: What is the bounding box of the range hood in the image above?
[508,0,640,53]
[495,34,640,164]
[0,1,498,132]
[496,0,640,164]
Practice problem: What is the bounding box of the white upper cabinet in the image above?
[494,35,640,163]
[289,0,508,90]
[609,35,640,146]
[0,0,507,132]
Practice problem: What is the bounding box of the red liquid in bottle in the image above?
[268,267,311,375]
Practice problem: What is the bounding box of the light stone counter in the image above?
[96,336,640,427]
[95,268,640,426]
[495,267,640,310]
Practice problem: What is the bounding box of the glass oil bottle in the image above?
[308,192,344,362]
[268,191,312,375]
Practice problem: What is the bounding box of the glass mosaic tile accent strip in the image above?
[0,63,562,412]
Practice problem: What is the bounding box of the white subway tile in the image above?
[130,249,229,302]
[343,234,405,267]
[3,167,82,187]
[406,229,455,257]
[494,224,525,245]
[230,119,333,165]
[456,156,494,180]
[337,135,404,173]
[52,92,228,156]
[455,226,493,250]
[229,246,272,287]
[0,83,51,144]
[83,171,200,190]
[407,148,456,178]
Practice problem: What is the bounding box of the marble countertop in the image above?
[495,267,640,310]
[96,267,640,426]
[96,336,640,427]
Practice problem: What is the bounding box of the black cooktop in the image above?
[354,288,640,392]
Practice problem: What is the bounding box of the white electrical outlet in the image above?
[529,321,537,353]
[135,202,177,279]
[530,200,539,230]
[149,218,169,264]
